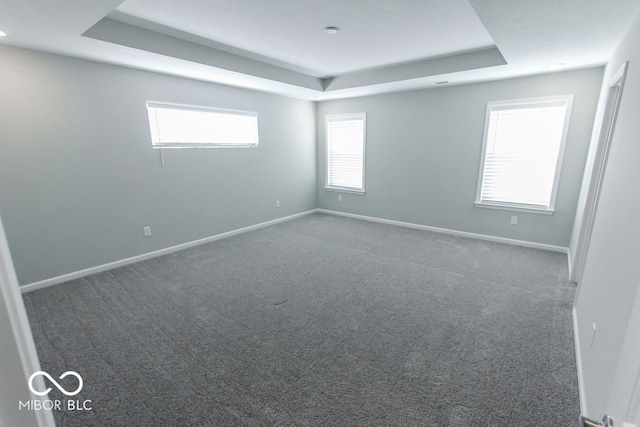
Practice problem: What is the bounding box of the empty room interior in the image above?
[2,0,640,426]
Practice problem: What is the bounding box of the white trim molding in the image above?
[475,95,574,213]
[567,246,574,283]
[325,112,367,193]
[20,210,316,294]
[0,215,56,426]
[316,209,569,253]
[573,307,588,416]
[474,201,555,215]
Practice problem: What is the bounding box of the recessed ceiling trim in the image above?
[83,17,508,95]
[83,17,325,91]
[325,46,507,91]
[109,10,328,78]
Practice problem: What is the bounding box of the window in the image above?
[146,102,259,148]
[476,95,573,213]
[325,113,366,192]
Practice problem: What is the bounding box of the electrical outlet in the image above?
[143,226,151,237]
[510,215,518,225]
[338,195,343,202]
[276,200,280,208]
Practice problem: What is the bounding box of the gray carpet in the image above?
[23,213,579,426]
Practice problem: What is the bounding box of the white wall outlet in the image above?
[143,226,151,237]
[510,215,518,225]
[276,200,280,208]
[338,195,343,202]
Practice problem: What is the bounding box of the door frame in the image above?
[572,62,628,285]
[0,214,55,426]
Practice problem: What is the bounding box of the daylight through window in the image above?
[147,103,259,148]
[325,113,366,192]
[476,96,573,212]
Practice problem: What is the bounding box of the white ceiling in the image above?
[115,0,495,77]
[1,0,639,100]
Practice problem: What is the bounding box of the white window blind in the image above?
[326,113,366,192]
[147,102,259,148]
[477,96,573,212]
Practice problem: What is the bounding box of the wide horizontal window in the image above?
[476,95,573,213]
[146,102,259,148]
[325,113,366,192]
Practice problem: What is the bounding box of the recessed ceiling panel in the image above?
[115,0,496,76]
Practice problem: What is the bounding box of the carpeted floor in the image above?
[23,213,579,426]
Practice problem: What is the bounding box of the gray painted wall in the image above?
[316,69,603,247]
[0,44,317,285]
[573,12,640,418]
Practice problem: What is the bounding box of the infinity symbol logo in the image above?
[28,371,83,397]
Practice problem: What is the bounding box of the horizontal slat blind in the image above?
[327,114,365,191]
[147,103,258,147]
[480,101,569,209]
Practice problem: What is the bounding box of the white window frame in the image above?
[325,113,367,193]
[146,102,259,148]
[475,95,574,214]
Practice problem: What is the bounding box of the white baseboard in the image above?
[573,307,588,416]
[21,208,570,294]
[316,209,569,253]
[20,210,317,294]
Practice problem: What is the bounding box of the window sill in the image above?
[325,186,365,195]
[153,144,258,149]
[474,202,555,215]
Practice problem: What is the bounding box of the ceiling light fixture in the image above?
[0,30,6,37]
[324,26,339,34]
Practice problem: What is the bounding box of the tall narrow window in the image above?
[325,113,366,192]
[147,102,259,148]
[476,96,573,213]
